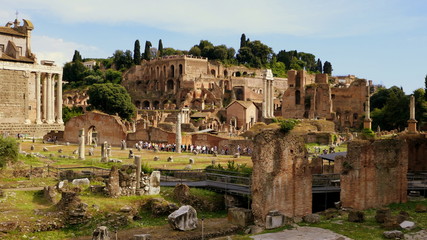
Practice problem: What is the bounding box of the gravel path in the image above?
[250,226,352,240]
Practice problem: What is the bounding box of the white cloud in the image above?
[2,0,425,37]
[31,35,100,66]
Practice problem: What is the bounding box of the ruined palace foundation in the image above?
[251,129,311,225]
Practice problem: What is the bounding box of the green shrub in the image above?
[141,162,153,174]
[0,137,19,168]
[361,128,375,140]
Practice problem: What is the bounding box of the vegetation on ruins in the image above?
[0,137,18,168]
[62,106,84,123]
[87,83,136,121]
[361,128,375,140]
[205,160,252,175]
[370,86,427,131]
[272,118,300,133]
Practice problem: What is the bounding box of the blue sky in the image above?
[1,0,426,94]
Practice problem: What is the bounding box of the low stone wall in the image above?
[0,123,64,137]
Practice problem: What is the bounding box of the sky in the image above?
[1,0,426,94]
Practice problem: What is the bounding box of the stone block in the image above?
[415,204,427,213]
[303,214,320,223]
[383,230,403,239]
[227,207,253,227]
[92,226,110,240]
[168,205,198,231]
[265,211,285,229]
[400,221,415,230]
[72,178,90,186]
[348,211,364,223]
[134,234,151,240]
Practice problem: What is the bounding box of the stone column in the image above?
[269,79,274,118]
[35,72,42,124]
[56,74,63,124]
[101,141,109,162]
[176,112,182,153]
[134,156,142,190]
[408,95,417,133]
[46,73,53,123]
[78,128,85,160]
[363,86,372,130]
[42,74,47,122]
[262,78,267,119]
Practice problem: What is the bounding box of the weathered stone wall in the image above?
[0,69,28,123]
[251,129,311,225]
[63,111,127,146]
[340,139,408,210]
[126,126,191,145]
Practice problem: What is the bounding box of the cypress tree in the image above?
[158,39,163,57]
[72,50,82,62]
[143,41,152,60]
[133,40,141,64]
[323,61,333,75]
[316,59,323,73]
[240,34,247,48]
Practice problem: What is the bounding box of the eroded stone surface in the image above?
[168,205,198,231]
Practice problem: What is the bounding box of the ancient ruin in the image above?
[0,18,64,136]
[251,129,312,225]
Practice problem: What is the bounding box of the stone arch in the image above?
[87,125,98,145]
[167,79,174,91]
[243,71,248,76]
[224,80,230,90]
[235,88,244,101]
[153,101,160,109]
[170,65,175,78]
[162,100,169,109]
[156,66,160,78]
[143,100,150,109]
[295,90,301,105]
[211,69,216,76]
[224,70,228,77]
[179,64,183,75]
[135,100,141,109]
[235,72,241,77]
[259,89,263,94]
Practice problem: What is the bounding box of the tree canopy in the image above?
[87,83,136,121]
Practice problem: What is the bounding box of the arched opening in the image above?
[136,80,142,86]
[224,70,228,77]
[167,80,174,91]
[153,101,160,109]
[156,66,160,78]
[211,69,216,76]
[243,72,248,76]
[179,64,183,75]
[295,90,301,105]
[235,72,241,77]
[135,100,141,109]
[259,89,263,94]
[143,100,150,109]
[162,100,169,109]
[353,113,358,120]
[296,74,301,88]
[87,126,98,145]
[170,65,175,78]
[235,88,244,101]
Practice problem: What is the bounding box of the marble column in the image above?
[35,72,42,124]
[408,95,417,133]
[46,73,53,123]
[262,78,267,119]
[363,86,372,130]
[134,156,142,190]
[42,74,47,122]
[78,128,85,160]
[56,74,63,124]
[51,75,55,122]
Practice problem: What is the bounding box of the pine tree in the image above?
[143,41,152,60]
[158,39,163,57]
[72,50,82,62]
[133,40,141,64]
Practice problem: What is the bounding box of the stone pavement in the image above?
[250,226,352,240]
[405,230,427,240]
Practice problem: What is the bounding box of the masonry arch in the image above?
[143,100,150,109]
[153,101,160,109]
[235,88,244,101]
[224,70,228,77]
[170,65,175,78]
[135,100,141,109]
[167,79,174,91]
[235,72,241,77]
[179,64,183,75]
[295,90,301,105]
[211,69,216,76]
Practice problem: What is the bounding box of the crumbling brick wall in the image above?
[403,134,427,172]
[340,139,408,210]
[251,129,311,225]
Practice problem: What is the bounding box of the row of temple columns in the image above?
[262,69,274,119]
[35,72,63,124]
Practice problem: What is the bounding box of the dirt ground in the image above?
[71,218,240,240]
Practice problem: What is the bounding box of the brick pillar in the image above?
[35,72,42,124]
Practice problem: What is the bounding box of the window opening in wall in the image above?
[0,44,4,53]
[295,90,301,105]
